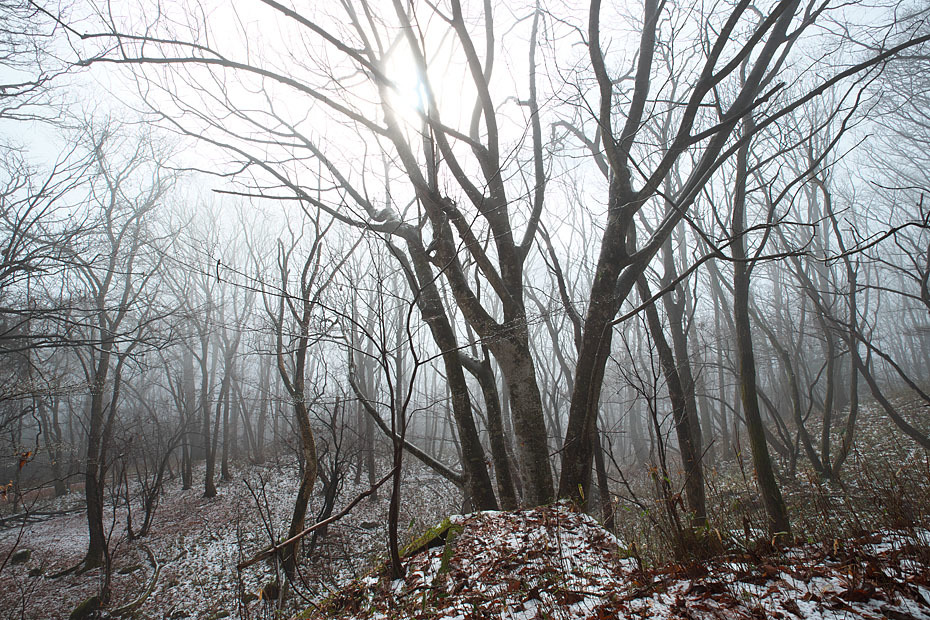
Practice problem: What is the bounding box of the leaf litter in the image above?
[309,502,930,620]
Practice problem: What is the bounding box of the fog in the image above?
[2,0,930,616]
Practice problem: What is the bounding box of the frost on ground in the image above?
[2,459,929,620]
[310,502,930,620]
[0,461,458,619]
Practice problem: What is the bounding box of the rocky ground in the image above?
[1,396,929,619]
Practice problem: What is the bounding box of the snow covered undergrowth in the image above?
[0,460,459,619]
[308,502,930,620]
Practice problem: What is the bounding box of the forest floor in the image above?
[310,501,930,620]
[0,395,929,619]
[0,458,459,620]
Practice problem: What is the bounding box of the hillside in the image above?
[310,502,930,620]
[2,399,929,619]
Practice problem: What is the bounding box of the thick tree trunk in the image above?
[733,271,791,537]
[84,348,112,570]
[397,240,499,510]
[560,174,635,505]
[461,352,518,510]
[495,336,555,506]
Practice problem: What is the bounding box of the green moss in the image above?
[69,595,101,620]
[298,516,468,618]
[437,524,462,574]
[400,517,463,559]
[10,549,30,564]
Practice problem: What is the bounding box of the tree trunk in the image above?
[461,352,518,510]
[182,348,195,490]
[495,336,555,506]
[83,346,112,569]
[282,398,317,581]
[395,240,499,509]
[593,416,614,530]
[559,205,626,503]
[221,371,232,482]
[37,397,67,497]
[200,336,217,499]
[731,122,790,539]
[818,320,837,475]
[638,276,707,526]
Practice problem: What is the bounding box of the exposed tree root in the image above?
[112,545,159,617]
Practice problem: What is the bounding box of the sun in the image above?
[380,33,474,136]
[383,43,431,129]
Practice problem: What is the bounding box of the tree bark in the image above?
[460,351,518,510]
[637,275,707,526]
[83,345,112,569]
[731,120,790,539]
[394,240,499,510]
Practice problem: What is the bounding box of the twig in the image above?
[237,466,398,571]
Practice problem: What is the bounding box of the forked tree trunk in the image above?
[460,352,518,510]
[396,240,499,510]
[495,337,555,506]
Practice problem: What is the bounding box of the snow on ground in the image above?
[2,457,929,620]
[0,460,458,619]
[310,502,930,620]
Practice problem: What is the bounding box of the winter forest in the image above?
[2,0,930,618]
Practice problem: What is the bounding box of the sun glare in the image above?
[384,44,430,128]
[381,35,473,134]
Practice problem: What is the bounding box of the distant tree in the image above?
[64,0,556,505]
[0,0,91,437]
[253,210,354,585]
[62,122,173,573]
[0,0,72,121]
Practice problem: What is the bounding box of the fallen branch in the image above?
[0,508,84,528]
[349,376,464,487]
[237,466,398,571]
[112,544,159,617]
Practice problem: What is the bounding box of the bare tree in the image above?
[560,0,808,503]
[62,0,557,504]
[0,0,72,121]
[254,209,353,585]
[557,0,928,506]
[62,122,173,572]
